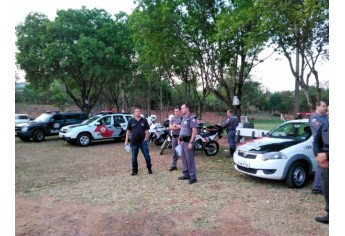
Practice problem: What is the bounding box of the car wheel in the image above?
[33,130,45,142]
[285,161,307,188]
[77,133,91,147]
[204,141,219,156]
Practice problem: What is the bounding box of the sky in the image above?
[3,1,343,234]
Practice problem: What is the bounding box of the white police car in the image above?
[233,119,315,188]
[59,113,133,147]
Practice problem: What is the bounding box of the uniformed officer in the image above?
[309,101,328,195]
[220,110,239,158]
[169,106,182,171]
[178,104,198,184]
[313,120,329,224]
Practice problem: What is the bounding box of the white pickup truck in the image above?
[15,114,31,124]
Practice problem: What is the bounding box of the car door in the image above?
[113,115,129,138]
[93,115,122,139]
[49,114,65,135]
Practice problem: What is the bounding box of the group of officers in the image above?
[124,104,238,185]
[123,102,329,224]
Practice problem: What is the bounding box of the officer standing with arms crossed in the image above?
[169,106,182,171]
[309,101,328,194]
[220,110,239,158]
[178,104,198,184]
[124,107,153,176]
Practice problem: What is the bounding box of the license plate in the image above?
[238,160,249,168]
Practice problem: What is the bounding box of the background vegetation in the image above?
[15,0,329,119]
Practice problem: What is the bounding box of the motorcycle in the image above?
[159,129,172,155]
[193,124,224,156]
[148,119,170,146]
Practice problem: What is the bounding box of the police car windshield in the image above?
[34,113,54,122]
[82,115,103,125]
[266,121,311,140]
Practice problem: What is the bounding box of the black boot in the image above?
[230,148,235,157]
[148,168,153,174]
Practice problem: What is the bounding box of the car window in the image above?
[114,116,125,124]
[53,114,64,121]
[16,115,28,119]
[34,113,54,122]
[267,122,310,140]
[99,116,111,125]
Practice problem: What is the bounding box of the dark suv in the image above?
[15,111,88,142]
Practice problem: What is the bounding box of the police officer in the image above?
[309,101,328,194]
[313,120,329,224]
[169,106,182,171]
[220,110,239,158]
[124,107,153,176]
[178,104,198,184]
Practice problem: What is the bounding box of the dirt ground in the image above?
[15,105,328,235]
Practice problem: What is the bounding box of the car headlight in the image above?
[64,128,72,133]
[21,126,28,132]
[262,152,287,161]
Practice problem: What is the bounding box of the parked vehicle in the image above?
[233,119,315,188]
[159,129,172,155]
[15,111,88,142]
[59,113,133,147]
[193,125,225,156]
[15,114,32,124]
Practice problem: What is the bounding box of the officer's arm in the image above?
[312,125,323,155]
[124,130,130,145]
[190,127,197,144]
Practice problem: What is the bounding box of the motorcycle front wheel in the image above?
[203,141,219,156]
[160,140,170,155]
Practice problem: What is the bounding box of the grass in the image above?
[15,136,328,235]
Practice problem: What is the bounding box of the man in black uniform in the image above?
[124,107,152,176]
[313,120,329,224]
[220,110,239,158]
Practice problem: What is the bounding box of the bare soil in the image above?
[15,104,328,235]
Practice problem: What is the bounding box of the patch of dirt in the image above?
[16,195,268,236]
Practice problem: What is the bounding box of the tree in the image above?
[260,0,329,111]
[211,0,269,116]
[16,7,134,113]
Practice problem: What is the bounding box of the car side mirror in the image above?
[95,122,101,126]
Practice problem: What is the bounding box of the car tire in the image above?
[77,133,91,147]
[285,161,307,188]
[33,130,45,142]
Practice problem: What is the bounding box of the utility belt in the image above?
[172,134,180,138]
[179,136,191,142]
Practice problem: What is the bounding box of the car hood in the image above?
[15,121,45,128]
[61,123,87,129]
[237,137,302,153]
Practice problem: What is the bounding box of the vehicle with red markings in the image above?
[59,113,133,147]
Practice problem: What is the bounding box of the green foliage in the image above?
[16,7,135,113]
